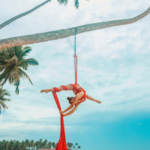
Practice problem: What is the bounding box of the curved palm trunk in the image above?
[0,0,50,30]
[0,6,150,50]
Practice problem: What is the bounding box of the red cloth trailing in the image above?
[52,91,68,150]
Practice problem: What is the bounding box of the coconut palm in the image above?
[0,88,10,113]
[0,46,38,94]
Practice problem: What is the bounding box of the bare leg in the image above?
[40,89,53,93]
[62,104,74,113]
[63,104,80,117]
[86,95,102,104]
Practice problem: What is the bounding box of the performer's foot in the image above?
[40,89,51,93]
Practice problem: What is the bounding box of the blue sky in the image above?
[0,0,150,150]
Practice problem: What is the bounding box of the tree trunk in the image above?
[0,6,150,50]
[0,0,50,30]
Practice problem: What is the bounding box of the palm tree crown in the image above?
[0,46,38,94]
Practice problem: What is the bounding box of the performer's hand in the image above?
[61,112,66,117]
[40,89,51,93]
[59,110,64,116]
[61,110,65,113]
[97,101,102,104]
[40,89,47,93]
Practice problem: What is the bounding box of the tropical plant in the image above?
[0,88,10,113]
[0,139,81,150]
[0,46,38,94]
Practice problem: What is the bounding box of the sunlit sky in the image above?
[0,0,150,150]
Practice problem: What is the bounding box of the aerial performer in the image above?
[40,28,102,150]
[41,84,102,116]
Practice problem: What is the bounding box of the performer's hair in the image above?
[67,97,74,104]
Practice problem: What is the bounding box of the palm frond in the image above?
[57,0,68,5]
[13,46,23,61]
[0,66,5,73]
[3,89,10,97]
[0,101,8,109]
[18,69,33,85]
[21,46,32,57]
[0,89,10,98]
[19,58,38,70]
[75,0,79,8]
[15,80,20,94]
[25,58,39,65]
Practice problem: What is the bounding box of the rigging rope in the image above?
[74,28,78,85]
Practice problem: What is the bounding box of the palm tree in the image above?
[0,46,38,94]
[0,88,10,113]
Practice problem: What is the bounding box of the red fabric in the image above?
[80,87,86,99]
[53,87,61,92]
[52,92,68,150]
[61,85,68,90]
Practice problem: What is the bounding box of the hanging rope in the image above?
[74,28,78,85]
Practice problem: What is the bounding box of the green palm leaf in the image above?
[57,0,68,5]
[18,68,33,85]
[19,58,38,70]
[0,101,8,109]
[75,0,79,8]
[21,46,32,57]
[24,58,38,65]
[15,80,20,94]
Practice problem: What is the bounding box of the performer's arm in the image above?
[62,104,80,117]
[62,104,74,113]
[86,95,102,104]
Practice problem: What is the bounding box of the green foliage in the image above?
[0,88,10,113]
[57,0,79,8]
[0,139,81,150]
[57,0,68,5]
[75,0,79,8]
[0,46,38,94]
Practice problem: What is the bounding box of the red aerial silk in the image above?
[52,83,86,150]
[52,91,68,150]
[50,32,78,150]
